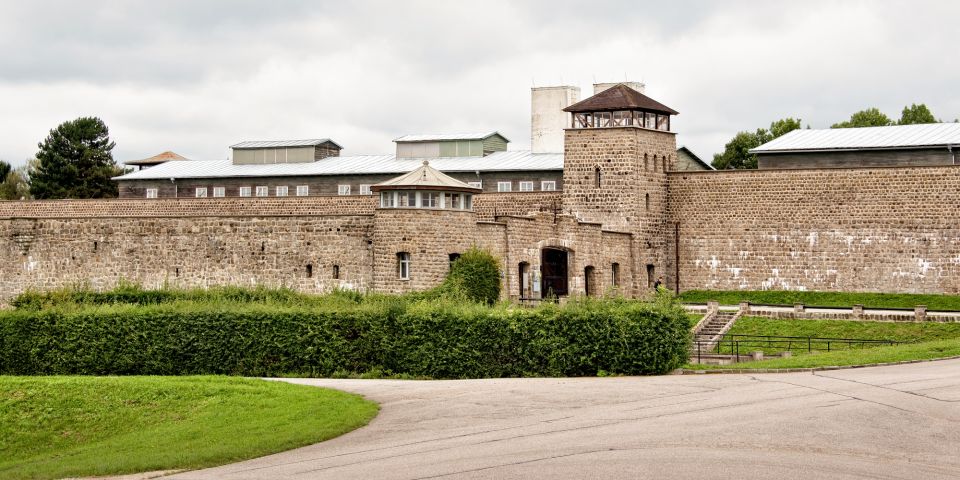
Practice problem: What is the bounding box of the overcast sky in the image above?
[1,0,958,167]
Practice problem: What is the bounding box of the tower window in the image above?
[397,252,411,280]
[306,263,313,278]
[333,264,340,279]
[645,193,650,211]
[644,153,649,171]
[611,263,620,287]
[594,167,601,188]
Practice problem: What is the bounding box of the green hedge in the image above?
[0,299,690,378]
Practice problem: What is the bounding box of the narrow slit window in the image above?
[397,252,411,280]
[594,167,601,188]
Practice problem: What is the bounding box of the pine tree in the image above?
[30,117,121,199]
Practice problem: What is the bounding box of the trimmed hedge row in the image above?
[0,300,690,378]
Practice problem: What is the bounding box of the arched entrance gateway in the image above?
[540,248,569,297]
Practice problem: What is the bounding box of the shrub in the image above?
[0,297,690,378]
[441,247,502,305]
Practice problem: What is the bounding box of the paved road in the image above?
[171,360,960,479]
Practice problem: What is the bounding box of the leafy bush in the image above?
[0,297,690,378]
[440,247,502,305]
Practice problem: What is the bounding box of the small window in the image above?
[145,188,158,199]
[306,263,313,278]
[467,181,482,189]
[594,167,602,188]
[398,191,416,207]
[338,185,351,195]
[397,252,410,280]
[332,264,340,279]
[296,185,309,196]
[541,181,556,191]
[611,263,620,287]
[195,187,208,198]
[359,184,372,195]
[380,191,395,207]
[213,187,225,198]
[256,186,268,197]
[463,194,472,210]
[422,191,439,208]
[645,193,650,211]
[519,181,534,192]
[497,181,512,192]
[275,186,289,197]
[239,187,252,197]
[445,192,461,209]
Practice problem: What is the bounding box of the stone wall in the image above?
[0,196,377,218]
[1,214,375,300]
[473,191,562,221]
[371,208,480,294]
[668,165,960,294]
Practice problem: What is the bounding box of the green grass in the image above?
[0,376,378,480]
[678,289,960,311]
[705,317,960,355]
[686,337,960,370]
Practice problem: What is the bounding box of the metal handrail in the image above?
[691,333,902,364]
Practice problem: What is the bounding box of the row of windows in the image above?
[493,180,556,192]
[145,180,559,199]
[380,191,474,210]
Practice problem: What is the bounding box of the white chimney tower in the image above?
[531,86,580,153]
[593,81,645,95]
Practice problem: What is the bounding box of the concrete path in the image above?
[170,360,960,480]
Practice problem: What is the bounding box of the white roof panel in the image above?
[393,131,508,142]
[230,138,340,149]
[750,123,960,153]
[113,151,563,181]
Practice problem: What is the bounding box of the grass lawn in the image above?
[685,337,960,370]
[0,376,378,480]
[705,317,960,356]
[678,289,960,310]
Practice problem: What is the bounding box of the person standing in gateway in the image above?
[653,276,664,291]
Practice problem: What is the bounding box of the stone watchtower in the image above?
[370,161,483,294]
[561,84,679,292]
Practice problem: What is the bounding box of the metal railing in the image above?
[692,334,901,364]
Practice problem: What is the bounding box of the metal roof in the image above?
[393,131,509,143]
[373,161,481,192]
[229,138,342,149]
[112,150,563,181]
[750,123,960,153]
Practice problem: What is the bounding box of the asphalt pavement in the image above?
[169,359,960,479]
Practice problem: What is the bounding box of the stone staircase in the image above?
[690,309,741,363]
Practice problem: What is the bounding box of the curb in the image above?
[675,354,960,375]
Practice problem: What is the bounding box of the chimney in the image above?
[593,81,645,95]
[531,86,580,153]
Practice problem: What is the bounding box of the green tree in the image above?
[898,103,938,125]
[30,117,121,199]
[831,108,893,128]
[0,160,10,181]
[0,166,31,200]
[712,117,801,170]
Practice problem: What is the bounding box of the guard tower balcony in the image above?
[563,84,678,132]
